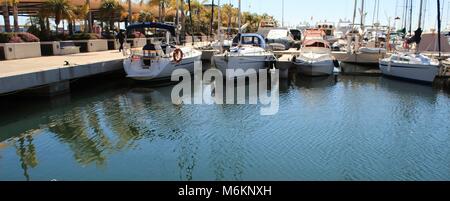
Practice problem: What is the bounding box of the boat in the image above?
[265,28,298,50]
[213,33,275,78]
[123,22,202,81]
[293,29,336,76]
[379,53,439,83]
[379,0,442,83]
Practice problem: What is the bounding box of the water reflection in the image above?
[14,134,38,181]
[293,75,338,89]
[0,72,449,181]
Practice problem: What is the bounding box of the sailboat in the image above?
[379,0,440,83]
[332,0,386,65]
[122,22,202,81]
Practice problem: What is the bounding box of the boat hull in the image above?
[332,51,385,65]
[294,60,334,76]
[379,61,439,83]
[214,55,271,78]
[124,54,202,81]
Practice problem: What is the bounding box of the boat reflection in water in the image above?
[293,74,338,89]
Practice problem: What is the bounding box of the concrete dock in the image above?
[0,50,125,95]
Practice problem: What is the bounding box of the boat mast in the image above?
[188,0,194,45]
[282,0,285,27]
[352,0,358,30]
[418,0,423,29]
[238,0,242,34]
[176,0,180,44]
[218,0,223,52]
[437,0,442,59]
[360,0,365,30]
[394,0,399,29]
[210,0,215,39]
[409,0,413,35]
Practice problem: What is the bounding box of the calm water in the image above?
[1,73,450,181]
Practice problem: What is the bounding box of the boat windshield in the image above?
[267,29,289,39]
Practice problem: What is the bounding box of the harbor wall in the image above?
[0,59,123,96]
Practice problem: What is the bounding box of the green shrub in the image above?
[0,33,13,43]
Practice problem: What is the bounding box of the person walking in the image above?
[116,30,126,52]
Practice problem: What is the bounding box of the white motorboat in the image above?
[379,53,439,83]
[213,33,275,78]
[123,22,202,81]
[293,29,335,76]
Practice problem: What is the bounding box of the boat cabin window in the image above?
[242,36,262,46]
[233,34,263,47]
[290,29,302,41]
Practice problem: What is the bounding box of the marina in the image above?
[1,0,450,183]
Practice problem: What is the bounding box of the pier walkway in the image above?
[0,50,125,95]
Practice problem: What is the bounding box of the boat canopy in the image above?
[303,29,326,40]
[303,39,330,48]
[233,33,267,48]
[126,22,176,36]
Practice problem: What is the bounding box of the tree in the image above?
[138,10,154,22]
[99,0,124,31]
[72,2,89,34]
[2,1,11,32]
[42,0,75,34]
[11,0,19,32]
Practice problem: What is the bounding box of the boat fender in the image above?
[224,52,229,62]
[173,48,183,63]
[332,56,340,67]
[292,55,297,63]
[333,59,340,67]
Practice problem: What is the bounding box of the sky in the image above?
[224,0,450,30]
[1,0,449,31]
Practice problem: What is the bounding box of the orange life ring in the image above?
[173,48,183,63]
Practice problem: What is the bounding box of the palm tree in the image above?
[99,0,124,32]
[2,1,11,32]
[42,0,75,34]
[149,0,172,22]
[11,0,19,32]
[138,10,153,22]
[222,4,234,34]
[72,2,89,34]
